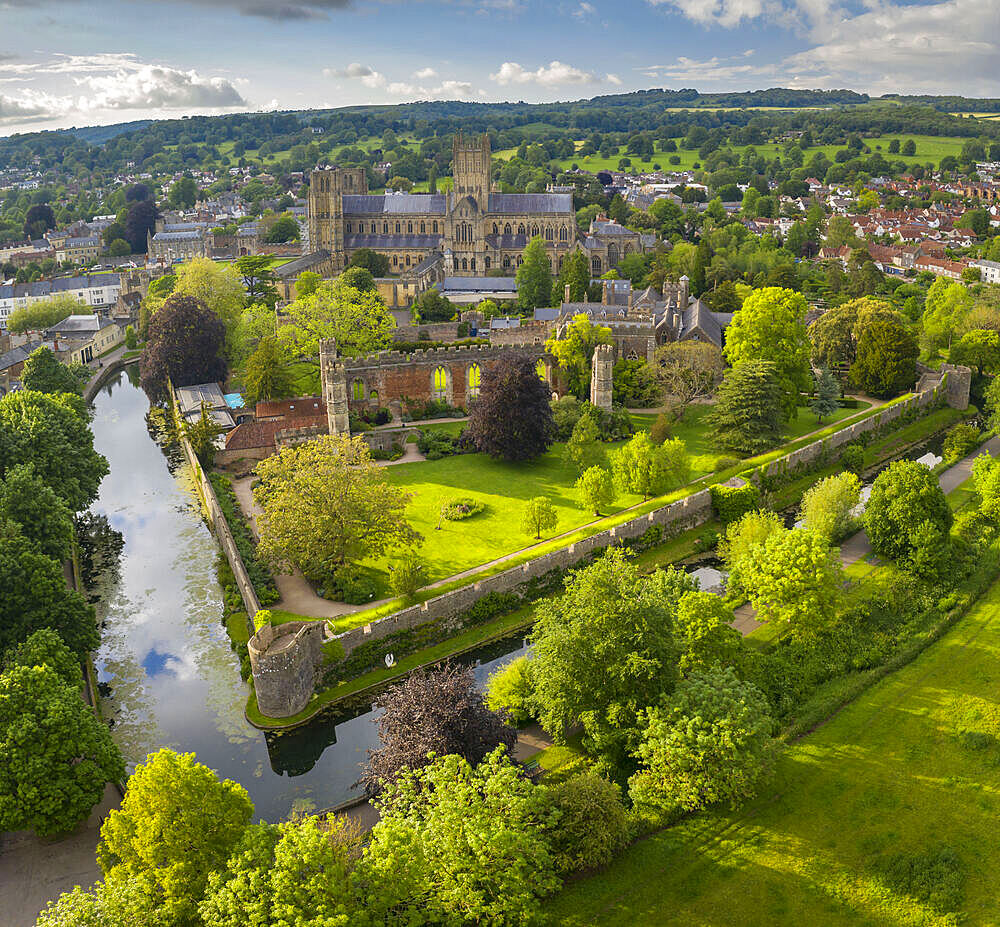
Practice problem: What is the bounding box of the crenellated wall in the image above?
[247,621,326,717]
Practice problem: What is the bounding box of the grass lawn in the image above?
[546,574,1000,926]
[495,134,968,175]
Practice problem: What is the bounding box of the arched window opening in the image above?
[467,363,481,399]
[351,379,365,401]
[432,366,448,400]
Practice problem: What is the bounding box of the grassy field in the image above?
[363,404,861,589]
[495,134,969,175]
[547,573,1000,926]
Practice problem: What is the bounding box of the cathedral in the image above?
[307,133,642,281]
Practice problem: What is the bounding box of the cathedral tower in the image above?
[452,132,492,212]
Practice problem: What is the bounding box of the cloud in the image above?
[0,54,247,125]
[572,1,597,17]
[326,62,477,99]
[491,60,618,86]
[639,53,776,83]
[646,0,776,28]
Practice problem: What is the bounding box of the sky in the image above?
[1,0,999,136]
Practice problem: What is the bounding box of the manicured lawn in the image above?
[546,576,1000,926]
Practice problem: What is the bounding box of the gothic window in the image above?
[623,243,633,256]
[393,255,398,266]
[560,227,568,241]
[420,221,425,233]
[608,243,619,266]
[627,351,638,361]
[371,222,376,233]
[467,363,481,400]
[470,257,476,271]
[518,224,525,235]
[383,222,388,234]
[493,223,498,235]
[406,255,411,266]
[395,222,401,234]
[592,257,602,274]
[503,255,511,269]
[433,221,439,233]
[485,256,491,269]
[432,366,448,400]
[346,222,352,233]
[408,222,413,233]
[369,389,379,401]
[532,225,539,237]
[517,256,523,266]
[351,378,365,401]
[536,359,547,382]
[545,227,553,241]
[462,258,468,270]
[504,223,511,235]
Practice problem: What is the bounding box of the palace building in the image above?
[307,133,637,281]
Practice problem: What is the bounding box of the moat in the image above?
[89,368,528,820]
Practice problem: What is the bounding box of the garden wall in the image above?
[247,370,963,717]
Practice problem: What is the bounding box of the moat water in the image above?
[88,368,528,820]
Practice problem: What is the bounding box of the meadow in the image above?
[546,571,1000,926]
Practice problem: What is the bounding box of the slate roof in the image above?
[487,193,573,214]
[152,230,204,242]
[484,233,529,250]
[0,274,122,301]
[273,250,330,279]
[345,234,443,250]
[679,299,730,348]
[440,276,517,294]
[343,194,447,216]
[46,314,107,335]
[0,339,42,372]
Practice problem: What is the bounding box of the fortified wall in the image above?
[246,368,969,718]
[247,621,326,718]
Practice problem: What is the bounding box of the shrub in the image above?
[714,455,740,472]
[552,395,585,440]
[389,554,427,599]
[649,412,672,445]
[541,773,630,874]
[942,423,980,463]
[840,442,865,475]
[484,656,535,725]
[440,497,485,520]
[709,483,760,524]
[416,429,470,460]
[402,398,465,421]
[324,566,380,605]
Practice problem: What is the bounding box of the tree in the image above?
[3,628,82,688]
[738,527,844,639]
[20,346,88,395]
[340,265,376,293]
[366,749,559,926]
[724,287,811,420]
[348,247,390,277]
[170,258,246,349]
[902,139,917,156]
[943,423,980,463]
[124,199,157,253]
[611,433,691,500]
[361,663,516,795]
[24,203,55,239]
[545,314,613,399]
[6,294,84,334]
[718,508,784,599]
[0,389,108,512]
[466,353,556,462]
[807,296,896,370]
[294,270,322,298]
[108,238,131,257]
[950,328,1000,374]
[708,361,784,454]
[139,295,228,402]
[411,287,455,322]
[864,460,953,569]
[0,520,97,654]
[262,215,300,243]
[811,367,840,423]
[522,496,558,540]
[388,552,427,600]
[98,749,253,925]
[530,548,693,768]
[242,336,294,406]
[922,277,973,352]
[0,463,73,561]
[253,434,420,581]
[278,277,395,365]
[541,773,629,875]
[800,471,862,542]
[654,340,724,409]
[555,249,590,302]
[576,465,616,516]
[485,656,534,725]
[0,663,124,838]
[673,591,742,678]
[233,255,279,309]
[849,315,919,398]
[516,235,553,310]
[628,666,772,814]
[612,357,659,406]
[167,176,198,209]
[957,208,990,238]
[973,453,1000,522]
[564,412,601,473]
[183,403,224,467]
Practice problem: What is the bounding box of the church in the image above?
[307,133,639,282]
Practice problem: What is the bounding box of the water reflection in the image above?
[89,370,529,818]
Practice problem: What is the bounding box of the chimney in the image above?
[564,283,571,303]
[628,288,633,310]
[602,280,609,305]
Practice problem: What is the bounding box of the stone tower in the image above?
[452,132,492,211]
[319,339,350,436]
[590,343,614,411]
[308,167,368,273]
